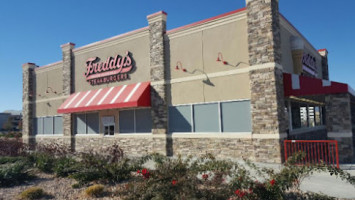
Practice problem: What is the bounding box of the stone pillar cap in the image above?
[60,42,76,49]
[318,48,328,56]
[22,62,36,69]
[147,11,167,24]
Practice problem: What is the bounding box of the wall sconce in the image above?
[175,61,187,72]
[175,61,214,86]
[216,52,228,65]
[216,52,248,68]
[46,87,57,94]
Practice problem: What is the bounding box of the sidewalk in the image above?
[299,164,355,199]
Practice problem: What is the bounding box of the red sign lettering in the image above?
[85,51,134,85]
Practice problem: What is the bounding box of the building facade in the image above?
[22,0,355,163]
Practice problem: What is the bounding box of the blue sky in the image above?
[0,0,354,112]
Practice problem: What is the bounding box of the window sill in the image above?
[289,126,326,135]
[35,134,63,137]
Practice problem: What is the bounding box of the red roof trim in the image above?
[147,11,167,19]
[167,7,246,34]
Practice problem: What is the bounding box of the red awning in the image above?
[283,73,355,97]
[57,82,151,114]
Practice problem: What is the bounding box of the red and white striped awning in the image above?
[57,82,151,114]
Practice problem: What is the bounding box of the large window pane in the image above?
[221,101,252,132]
[43,117,53,135]
[169,105,192,132]
[119,110,134,133]
[86,113,99,134]
[135,109,152,133]
[34,118,43,135]
[75,114,86,134]
[300,105,308,127]
[193,103,219,132]
[308,106,315,127]
[54,116,63,135]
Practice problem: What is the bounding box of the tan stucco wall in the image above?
[34,99,65,117]
[34,63,64,117]
[34,65,63,101]
[170,73,251,105]
[168,18,249,79]
[280,17,323,78]
[168,16,250,105]
[73,32,150,92]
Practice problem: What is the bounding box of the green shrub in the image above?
[0,156,26,164]
[0,161,33,187]
[19,187,45,200]
[53,157,80,177]
[85,184,105,197]
[123,153,350,200]
[32,152,55,173]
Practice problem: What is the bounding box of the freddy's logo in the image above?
[85,51,134,85]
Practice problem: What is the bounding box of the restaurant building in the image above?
[22,0,355,163]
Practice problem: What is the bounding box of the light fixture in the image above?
[175,61,187,72]
[46,87,57,94]
[216,52,223,62]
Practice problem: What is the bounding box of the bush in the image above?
[19,187,45,200]
[0,161,33,187]
[123,153,353,200]
[53,156,80,177]
[0,138,27,156]
[85,184,105,198]
[31,152,56,173]
[0,156,26,164]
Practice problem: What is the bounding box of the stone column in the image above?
[61,43,75,150]
[318,49,329,80]
[147,11,168,135]
[246,0,287,163]
[326,93,354,163]
[22,63,36,148]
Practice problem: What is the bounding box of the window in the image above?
[119,108,152,133]
[194,103,219,132]
[290,101,324,130]
[75,113,99,134]
[221,101,252,132]
[102,116,115,136]
[168,100,252,133]
[33,116,63,135]
[168,105,192,132]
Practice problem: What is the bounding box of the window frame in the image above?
[119,108,152,134]
[74,112,100,135]
[169,99,252,134]
[34,115,63,136]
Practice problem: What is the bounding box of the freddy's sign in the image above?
[85,51,134,85]
[302,53,317,76]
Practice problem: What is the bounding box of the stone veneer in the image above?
[61,43,75,150]
[326,93,354,163]
[246,0,281,65]
[22,63,36,149]
[319,49,329,80]
[246,0,286,163]
[147,12,168,135]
